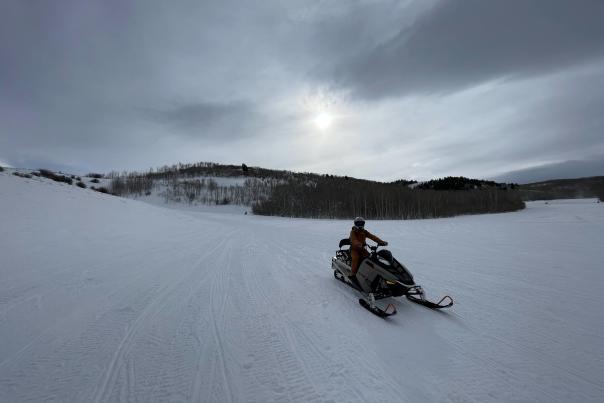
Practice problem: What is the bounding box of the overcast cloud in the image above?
[1,0,603,182]
[328,0,604,99]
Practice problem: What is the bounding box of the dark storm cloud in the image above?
[288,1,433,65]
[0,0,285,171]
[464,63,604,167]
[147,101,260,139]
[326,0,604,99]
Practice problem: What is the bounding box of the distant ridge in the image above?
[492,157,604,184]
[519,176,604,201]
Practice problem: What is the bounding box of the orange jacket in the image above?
[349,227,385,256]
[349,227,385,274]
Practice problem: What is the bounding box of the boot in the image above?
[348,274,361,290]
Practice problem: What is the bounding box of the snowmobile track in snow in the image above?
[90,231,238,403]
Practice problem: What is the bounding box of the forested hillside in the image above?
[107,162,524,219]
[252,175,524,219]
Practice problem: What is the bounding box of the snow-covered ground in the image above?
[1,171,603,402]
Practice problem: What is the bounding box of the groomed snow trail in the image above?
[1,172,603,402]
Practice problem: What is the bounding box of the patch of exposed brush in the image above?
[38,169,73,185]
[90,186,111,194]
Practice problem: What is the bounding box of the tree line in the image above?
[593,182,604,202]
[252,175,525,219]
[417,176,518,190]
[107,161,298,182]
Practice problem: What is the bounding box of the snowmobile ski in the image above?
[358,297,397,318]
[406,294,453,309]
[335,270,397,317]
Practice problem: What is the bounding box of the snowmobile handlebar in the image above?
[368,241,387,252]
[368,244,386,256]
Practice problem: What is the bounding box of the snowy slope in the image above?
[115,174,264,212]
[1,171,603,402]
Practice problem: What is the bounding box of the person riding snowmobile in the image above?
[349,217,387,278]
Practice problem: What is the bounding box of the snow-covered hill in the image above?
[109,170,274,212]
[1,170,603,402]
[121,176,252,215]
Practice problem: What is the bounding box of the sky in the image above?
[1,0,604,182]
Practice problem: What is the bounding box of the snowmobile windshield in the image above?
[372,252,414,284]
[372,252,394,268]
[377,249,393,263]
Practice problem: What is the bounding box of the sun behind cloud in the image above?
[314,112,333,131]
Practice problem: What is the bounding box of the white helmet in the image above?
[353,217,365,229]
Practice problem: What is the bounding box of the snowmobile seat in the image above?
[339,238,351,249]
[336,250,351,265]
[336,239,352,265]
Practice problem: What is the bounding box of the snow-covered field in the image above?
[1,171,603,402]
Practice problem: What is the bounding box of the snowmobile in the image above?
[331,238,453,317]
